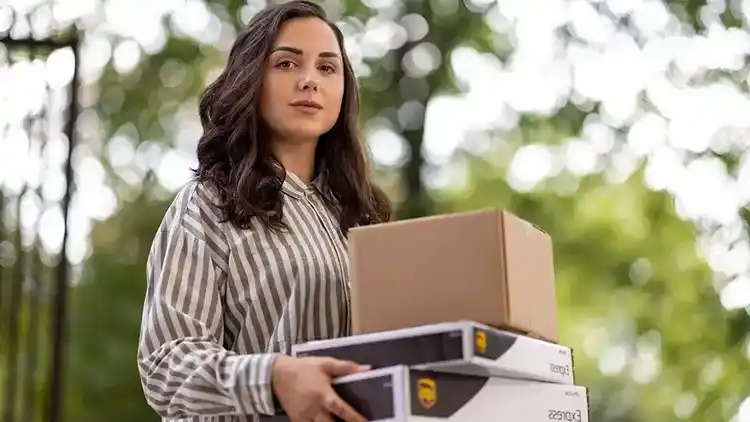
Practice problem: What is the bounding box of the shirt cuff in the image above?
[231,353,281,416]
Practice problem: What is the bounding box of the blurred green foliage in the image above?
[63,195,169,421]
[2,0,749,421]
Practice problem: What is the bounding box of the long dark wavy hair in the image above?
[192,0,392,234]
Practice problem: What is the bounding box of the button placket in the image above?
[303,193,351,335]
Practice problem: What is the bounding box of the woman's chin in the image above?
[281,124,331,143]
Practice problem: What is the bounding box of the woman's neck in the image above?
[271,138,318,184]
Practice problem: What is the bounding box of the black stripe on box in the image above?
[295,330,465,369]
[260,373,397,422]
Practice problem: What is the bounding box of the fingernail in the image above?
[358,365,372,371]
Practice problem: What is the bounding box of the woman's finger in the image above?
[324,392,366,422]
[313,413,335,422]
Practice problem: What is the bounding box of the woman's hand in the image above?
[271,355,371,422]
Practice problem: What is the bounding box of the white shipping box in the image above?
[262,366,589,422]
[292,321,574,385]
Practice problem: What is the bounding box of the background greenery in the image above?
[1,0,750,421]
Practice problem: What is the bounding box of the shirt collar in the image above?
[280,168,328,200]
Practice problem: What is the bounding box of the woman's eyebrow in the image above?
[271,45,341,59]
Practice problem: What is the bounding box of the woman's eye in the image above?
[276,60,295,69]
[320,64,336,74]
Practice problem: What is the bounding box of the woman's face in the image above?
[259,17,345,145]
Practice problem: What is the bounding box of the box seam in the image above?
[497,210,511,321]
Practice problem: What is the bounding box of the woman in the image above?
[136,1,392,422]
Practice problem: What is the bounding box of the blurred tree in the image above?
[351,1,493,219]
[3,0,749,421]
[436,136,750,421]
[62,194,169,422]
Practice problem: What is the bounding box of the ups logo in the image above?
[417,377,437,409]
[475,330,487,354]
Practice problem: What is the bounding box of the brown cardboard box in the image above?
[348,209,558,342]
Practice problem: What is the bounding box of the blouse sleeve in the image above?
[137,204,279,418]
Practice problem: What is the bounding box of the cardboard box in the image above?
[293,321,574,385]
[261,366,589,422]
[348,208,558,342]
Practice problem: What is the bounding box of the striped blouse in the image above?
[137,171,351,422]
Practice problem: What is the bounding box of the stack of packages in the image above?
[279,209,588,421]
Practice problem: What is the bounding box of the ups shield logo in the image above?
[475,330,487,354]
[417,377,437,409]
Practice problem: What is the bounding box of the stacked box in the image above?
[263,366,589,422]
[347,209,559,342]
[292,321,574,385]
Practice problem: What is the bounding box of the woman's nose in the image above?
[300,79,319,91]
[297,70,319,92]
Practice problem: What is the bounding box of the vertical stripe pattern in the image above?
[137,171,351,422]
